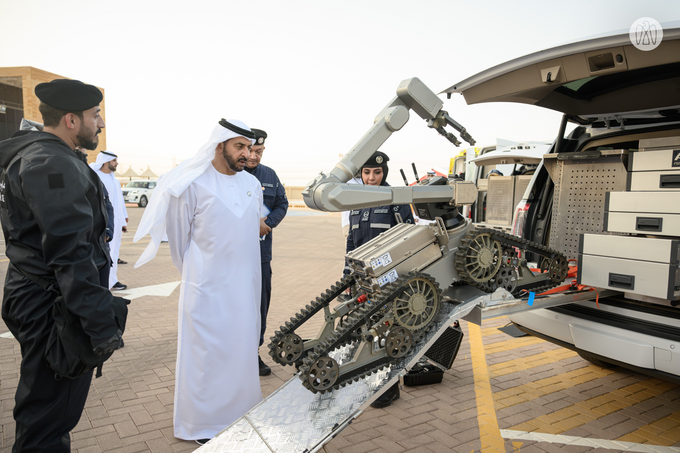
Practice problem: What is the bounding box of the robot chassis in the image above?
[266,78,567,394]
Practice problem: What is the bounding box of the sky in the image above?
[1,0,678,186]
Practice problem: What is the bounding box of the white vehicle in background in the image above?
[453,140,550,229]
[122,179,157,207]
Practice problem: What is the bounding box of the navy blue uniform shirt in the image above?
[245,163,289,262]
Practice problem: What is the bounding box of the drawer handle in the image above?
[636,217,663,232]
[660,174,680,188]
[609,273,635,290]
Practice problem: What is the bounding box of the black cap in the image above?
[362,151,389,168]
[252,128,267,146]
[35,79,103,111]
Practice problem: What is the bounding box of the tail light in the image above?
[512,200,530,238]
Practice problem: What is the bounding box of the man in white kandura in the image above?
[90,151,128,290]
[133,119,263,446]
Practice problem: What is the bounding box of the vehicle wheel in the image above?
[578,351,615,368]
[138,196,148,208]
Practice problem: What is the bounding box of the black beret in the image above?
[362,151,389,168]
[252,128,267,145]
[35,79,103,111]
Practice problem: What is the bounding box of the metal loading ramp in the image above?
[195,285,616,453]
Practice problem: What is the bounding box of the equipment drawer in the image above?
[579,233,680,262]
[605,191,680,215]
[577,254,679,300]
[604,212,680,236]
[627,169,680,191]
[629,149,680,171]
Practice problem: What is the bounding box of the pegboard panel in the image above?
[548,154,628,260]
[486,176,515,225]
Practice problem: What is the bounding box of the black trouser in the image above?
[2,266,95,452]
[259,261,272,347]
[99,262,110,289]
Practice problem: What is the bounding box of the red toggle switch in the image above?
[357,295,367,303]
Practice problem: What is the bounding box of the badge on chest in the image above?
[362,211,370,222]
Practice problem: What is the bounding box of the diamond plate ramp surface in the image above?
[195,299,480,453]
[197,418,270,452]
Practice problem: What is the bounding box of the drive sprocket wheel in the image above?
[272,333,304,365]
[307,356,340,392]
[548,256,569,283]
[385,326,413,358]
[496,265,518,293]
[392,274,442,332]
[458,231,502,283]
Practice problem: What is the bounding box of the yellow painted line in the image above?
[493,365,617,410]
[503,429,680,451]
[483,336,545,354]
[469,322,506,452]
[488,348,578,378]
[617,409,680,446]
[510,378,678,435]
[482,321,512,336]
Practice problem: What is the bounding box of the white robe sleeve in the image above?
[166,184,196,273]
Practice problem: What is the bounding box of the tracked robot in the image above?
[268,78,568,393]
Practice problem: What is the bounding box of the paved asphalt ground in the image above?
[2,206,680,453]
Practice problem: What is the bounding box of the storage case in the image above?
[627,149,680,192]
[578,234,680,300]
[604,191,680,236]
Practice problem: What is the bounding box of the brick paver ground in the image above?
[1,206,680,452]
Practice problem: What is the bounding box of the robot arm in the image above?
[303,77,477,212]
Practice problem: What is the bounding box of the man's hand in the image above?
[122,226,128,233]
[260,217,272,237]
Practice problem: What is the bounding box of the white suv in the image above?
[448,26,680,377]
[122,179,157,207]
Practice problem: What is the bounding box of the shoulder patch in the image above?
[393,206,399,212]
[350,210,360,215]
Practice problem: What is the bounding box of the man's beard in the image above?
[77,124,101,151]
[223,150,246,173]
[107,161,117,172]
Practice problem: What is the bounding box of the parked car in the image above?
[122,179,157,207]
[447,26,680,380]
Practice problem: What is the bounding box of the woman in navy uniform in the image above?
[344,151,413,408]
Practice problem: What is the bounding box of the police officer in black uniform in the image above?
[0,79,122,452]
[245,128,289,376]
[344,151,414,408]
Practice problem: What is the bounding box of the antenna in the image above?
[411,163,420,182]
[400,169,409,186]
